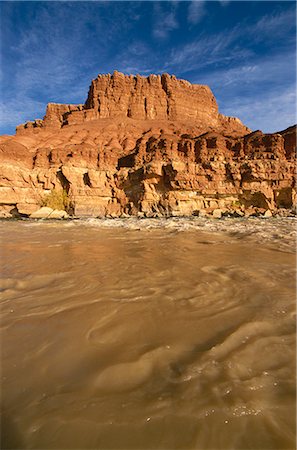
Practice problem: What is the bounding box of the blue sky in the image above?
[0,1,296,134]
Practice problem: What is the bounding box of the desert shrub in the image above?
[41,189,70,211]
[232,200,241,208]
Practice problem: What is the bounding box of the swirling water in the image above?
[0,218,296,449]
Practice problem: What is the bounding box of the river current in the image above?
[0,218,296,449]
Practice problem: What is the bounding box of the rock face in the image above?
[0,71,296,218]
[85,72,219,123]
[15,72,249,135]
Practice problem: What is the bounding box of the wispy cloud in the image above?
[163,7,295,75]
[0,2,139,131]
[252,8,296,42]
[198,50,296,88]
[152,2,179,39]
[188,1,206,25]
[164,26,248,74]
[114,41,155,75]
[0,1,295,135]
[221,87,296,133]
[4,3,99,100]
[0,98,46,134]
[197,50,297,133]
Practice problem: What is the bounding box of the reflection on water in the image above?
[0,218,296,449]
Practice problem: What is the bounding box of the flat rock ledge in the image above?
[29,207,69,219]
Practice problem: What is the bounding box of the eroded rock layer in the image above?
[0,72,296,218]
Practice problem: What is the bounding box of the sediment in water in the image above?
[0,218,295,449]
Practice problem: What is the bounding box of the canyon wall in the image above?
[0,72,295,218]
[15,72,250,135]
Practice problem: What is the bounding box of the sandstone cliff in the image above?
[0,71,295,218]
[16,72,249,135]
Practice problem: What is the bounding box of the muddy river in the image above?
[0,218,295,449]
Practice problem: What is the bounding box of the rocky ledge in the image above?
[0,71,296,219]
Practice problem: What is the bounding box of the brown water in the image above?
[0,218,296,450]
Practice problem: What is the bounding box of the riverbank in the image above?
[1,204,296,220]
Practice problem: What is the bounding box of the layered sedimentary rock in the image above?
[0,71,295,218]
[15,72,249,135]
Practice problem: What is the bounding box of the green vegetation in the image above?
[232,200,241,208]
[41,189,70,211]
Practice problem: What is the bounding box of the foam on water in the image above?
[16,216,296,252]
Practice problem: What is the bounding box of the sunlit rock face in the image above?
[0,71,295,218]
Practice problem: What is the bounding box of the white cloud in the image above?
[0,99,46,134]
[192,49,296,132]
[188,1,206,25]
[197,51,296,88]
[164,26,248,74]
[8,4,92,99]
[221,88,296,133]
[0,3,100,133]
[1,2,295,136]
[165,7,295,75]
[252,9,296,41]
[153,2,179,39]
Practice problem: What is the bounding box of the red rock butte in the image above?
[0,71,296,218]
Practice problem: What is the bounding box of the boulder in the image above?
[212,209,222,219]
[30,207,68,219]
[264,210,273,218]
